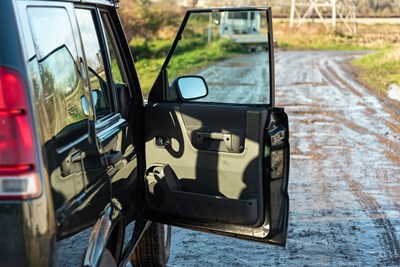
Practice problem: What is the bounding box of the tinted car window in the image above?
[27,7,86,141]
[76,9,112,118]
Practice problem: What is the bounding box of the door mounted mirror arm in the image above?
[148,69,168,102]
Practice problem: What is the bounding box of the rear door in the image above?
[143,7,290,246]
[19,2,111,237]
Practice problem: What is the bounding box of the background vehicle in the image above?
[0,1,289,266]
[218,10,275,49]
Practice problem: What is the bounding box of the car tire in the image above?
[98,249,117,267]
[130,223,171,267]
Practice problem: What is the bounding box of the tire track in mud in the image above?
[320,62,400,164]
[321,58,400,264]
[325,63,363,98]
[344,173,400,264]
[167,51,400,266]
[297,52,398,265]
[284,51,400,265]
[385,119,400,134]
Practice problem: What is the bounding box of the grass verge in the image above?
[274,22,400,95]
[133,38,245,95]
[352,45,400,95]
[277,35,369,50]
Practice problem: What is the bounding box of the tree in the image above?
[119,0,184,40]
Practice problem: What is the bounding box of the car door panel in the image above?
[143,7,289,246]
[96,114,137,193]
[145,103,289,243]
[52,125,110,234]
[180,104,246,153]
[146,102,270,226]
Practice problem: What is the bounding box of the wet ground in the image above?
[167,50,400,266]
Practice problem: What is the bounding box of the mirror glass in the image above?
[92,90,99,108]
[177,76,208,100]
[81,96,89,116]
[81,90,99,116]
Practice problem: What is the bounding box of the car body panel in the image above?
[1,1,141,265]
[0,2,289,266]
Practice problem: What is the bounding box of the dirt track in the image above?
[167,50,400,266]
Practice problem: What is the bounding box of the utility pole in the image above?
[289,0,357,34]
[332,0,336,31]
[290,0,296,28]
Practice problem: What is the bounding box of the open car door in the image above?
[143,7,290,246]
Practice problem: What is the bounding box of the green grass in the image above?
[135,57,164,95]
[131,21,400,96]
[133,34,369,95]
[130,37,208,61]
[133,38,245,95]
[352,45,400,94]
[271,21,391,51]
[277,35,370,51]
[167,39,245,80]
[272,22,400,95]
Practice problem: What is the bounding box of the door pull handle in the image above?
[195,132,233,152]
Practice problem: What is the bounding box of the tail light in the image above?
[0,67,41,200]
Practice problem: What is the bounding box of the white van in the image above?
[219,10,275,50]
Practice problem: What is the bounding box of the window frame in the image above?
[148,7,275,107]
[75,6,119,123]
[100,11,128,87]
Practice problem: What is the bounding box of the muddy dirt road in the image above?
[167,51,400,266]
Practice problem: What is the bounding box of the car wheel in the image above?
[130,223,171,267]
[98,249,117,267]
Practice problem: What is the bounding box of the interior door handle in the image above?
[101,151,122,166]
[195,132,233,152]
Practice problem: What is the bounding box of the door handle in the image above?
[195,132,233,152]
[61,151,85,177]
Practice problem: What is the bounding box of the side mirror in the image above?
[81,90,100,116]
[175,75,208,101]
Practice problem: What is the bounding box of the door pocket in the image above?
[145,164,258,225]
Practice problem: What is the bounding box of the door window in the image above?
[76,9,113,118]
[166,10,271,105]
[27,7,86,142]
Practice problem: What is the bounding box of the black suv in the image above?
[0,1,290,266]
